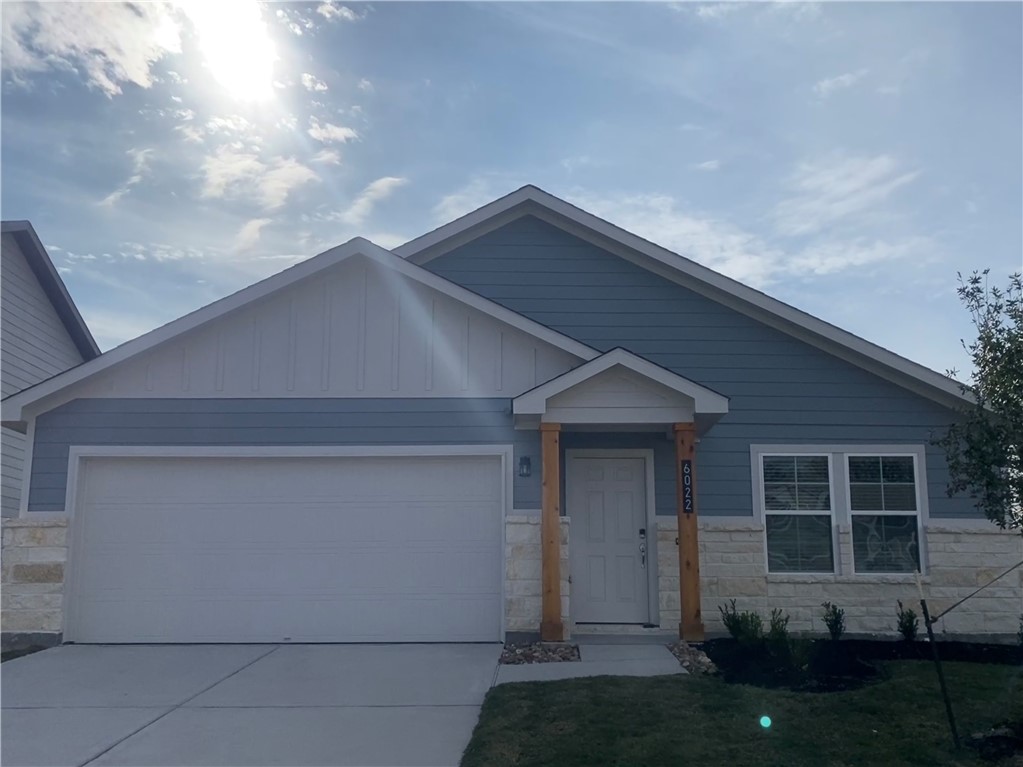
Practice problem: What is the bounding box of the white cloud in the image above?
[1,1,182,96]
[339,177,409,226]
[774,153,920,237]
[258,159,318,209]
[200,147,265,199]
[357,78,374,92]
[786,236,935,276]
[301,73,328,92]
[561,156,595,173]
[307,119,359,144]
[311,149,342,165]
[235,218,272,251]
[317,2,360,21]
[276,8,315,36]
[692,3,746,20]
[433,178,513,222]
[693,160,720,171]
[570,191,786,288]
[813,68,868,98]
[100,148,154,206]
[565,189,930,288]
[364,232,409,250]
[205,115,254,134]
[199,148,318,210]
[177,124,206,143]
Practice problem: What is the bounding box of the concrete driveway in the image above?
[1,643,502,767]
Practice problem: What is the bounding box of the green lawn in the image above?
[462,661,1023,767]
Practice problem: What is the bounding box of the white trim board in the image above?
[2,238,598,421]
[396,186,970,410]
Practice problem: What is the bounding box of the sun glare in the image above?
[180,0,277,102]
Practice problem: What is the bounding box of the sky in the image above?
[1,1,1020,380]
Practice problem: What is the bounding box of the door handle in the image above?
[639,541,647,568]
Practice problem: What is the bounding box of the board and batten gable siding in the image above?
[423,215,971,519]
[2,233,86,516]
[61,254,578,403]
[28,398,540,512]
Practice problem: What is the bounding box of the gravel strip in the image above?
[500,642,581,664]
[668,641,717,674]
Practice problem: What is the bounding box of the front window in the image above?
[762,455,834,573]
[848,455,921,573]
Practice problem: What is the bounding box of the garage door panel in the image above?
[82,456,501,504]
[81,504,500,548]
[69,453,504,643]
[75,594,503,643]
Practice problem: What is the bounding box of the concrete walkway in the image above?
[493,642,684,685]
[1,643,501,767]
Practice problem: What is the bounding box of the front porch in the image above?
[511,349,730,642]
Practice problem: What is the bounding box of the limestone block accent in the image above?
[504,515,570,636]
[2,516,69,638]
[656,516,1023,638]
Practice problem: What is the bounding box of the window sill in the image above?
[767,573,930,585]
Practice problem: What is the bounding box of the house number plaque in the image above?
[681,459,693,513]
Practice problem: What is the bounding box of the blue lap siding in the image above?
[424,215,972,519]
[28,398,540,512]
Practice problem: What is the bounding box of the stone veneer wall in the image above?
[1,515,68,646]
[505,515,570,637]
[657,518,1023,636]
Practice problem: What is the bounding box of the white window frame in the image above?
[751,444,930,578]
[846,451,926,576]
[756,451,837,576]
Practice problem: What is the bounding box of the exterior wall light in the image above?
[518,456,532,478]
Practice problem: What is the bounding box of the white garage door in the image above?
[66,452,504,643]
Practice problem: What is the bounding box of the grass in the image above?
[462,661,1023,767]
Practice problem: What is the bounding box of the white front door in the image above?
[568,456,649,624]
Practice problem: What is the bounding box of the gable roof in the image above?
[513,347,729,430]
[2,220,100,361]
[396,186,969,409]
[1,237,598,421]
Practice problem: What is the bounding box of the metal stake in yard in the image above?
[915,571,960,751]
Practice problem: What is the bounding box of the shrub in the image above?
[896,600,919,641]
[718,599,763,645]
[821,602,846,641]
[767,608,790,644]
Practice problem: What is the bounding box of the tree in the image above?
[935,270,1022,531]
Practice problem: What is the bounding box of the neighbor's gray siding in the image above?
[425,215,971,519]
[2,233,85,516]
[27,399,539,512]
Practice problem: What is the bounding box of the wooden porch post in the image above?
[674,423,705,641]
[540,422,564,642]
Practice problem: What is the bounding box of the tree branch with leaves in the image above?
[934,270,1022,531]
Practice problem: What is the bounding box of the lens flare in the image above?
[760,715,772,729]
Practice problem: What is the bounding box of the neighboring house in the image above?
[1,222,99,519]
[1,188,1019,649]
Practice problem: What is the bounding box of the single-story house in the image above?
[1,221,100,519]
[2,187,1019,648]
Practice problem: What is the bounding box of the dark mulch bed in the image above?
[844,638,1023,666]
[968,719,1023,762]
[501,642,580,664]
[703,637,1022,694]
